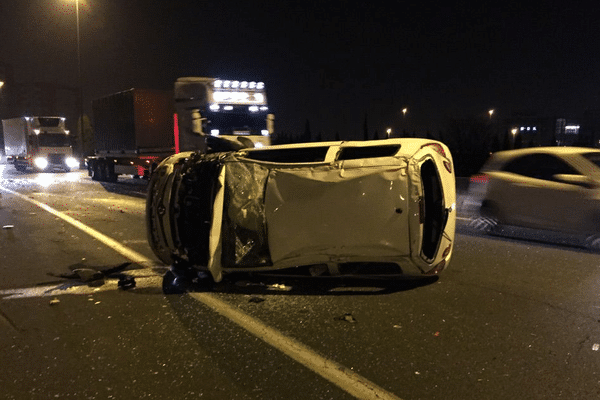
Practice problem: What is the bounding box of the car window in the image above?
[502,153,579,181]
[582,152,600,169]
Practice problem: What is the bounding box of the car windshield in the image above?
[582,152,600,169]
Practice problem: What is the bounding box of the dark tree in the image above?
[372,130,379,140]
[440,116,497,176]
[363,113,369,141]
[302,119,312,143]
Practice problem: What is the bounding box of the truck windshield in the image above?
[207,112,267,136]
[38,134,70,147]
[37,118,62,127]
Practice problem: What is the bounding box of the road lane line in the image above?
[191,291,403,400]
[0,185,153,267]
[0,184,404,400]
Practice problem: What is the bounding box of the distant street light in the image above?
[386,128,392,139]
[402,108,408,117]
[488,109,494,119]
[0,81,4,89]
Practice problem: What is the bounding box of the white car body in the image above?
[468,147,600,234]
[147,139,456,282]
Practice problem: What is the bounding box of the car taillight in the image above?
[443,160,452,173]
[470,174,489,184]
[421,143,447,158]
[425,244,452,275]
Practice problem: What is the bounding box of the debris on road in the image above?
[335,313,358,323]
[49,298,60,306]
[248,296,266,304]
[118,275,136,290]
[2,225,14,229]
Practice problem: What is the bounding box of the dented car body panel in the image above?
[147,139,456,282]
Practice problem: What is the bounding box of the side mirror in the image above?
[553,174,597,189]
[191,110,207,136]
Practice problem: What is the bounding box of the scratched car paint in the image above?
[146,138,456,282]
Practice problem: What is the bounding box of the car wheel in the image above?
[162,270,189,294]
[91,162,102,181]
[103,162,117,182]
[584,234,600,252]
[473,200,501,233]
[468,216,498,233]
[162,267,212,294]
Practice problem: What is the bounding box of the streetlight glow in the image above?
[386,128,392,139]
[488,109,494,118]
[402,108,408,116]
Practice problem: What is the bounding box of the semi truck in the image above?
[2,116,79,172]
[86,77,274,182]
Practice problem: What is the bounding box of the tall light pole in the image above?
[75,0,84,156]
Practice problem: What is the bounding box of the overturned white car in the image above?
[147,138,456,283]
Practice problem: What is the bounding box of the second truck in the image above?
[2,116,79,172]
[86,77,274,182]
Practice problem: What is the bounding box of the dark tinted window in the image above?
[37,117,61,127]
[582,152,600,169]
[38,134,70,147]
[502,153,579,181]
[243,146,329,163]
[337,145,401,160]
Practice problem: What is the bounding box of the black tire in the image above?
[476,200,501,233]
[162,270,188,294]
[91,162,101,181]
[103,162,117,182]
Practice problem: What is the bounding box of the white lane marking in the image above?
[0,185,153,267]
[192,292,403,400]
[0,274,163,300]
[0,184,404,400]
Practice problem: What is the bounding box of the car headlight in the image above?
[34,157,48,170]
[65,157,80,169]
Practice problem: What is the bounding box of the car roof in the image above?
[490,146,600,162]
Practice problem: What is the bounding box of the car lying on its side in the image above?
[147,138,456,283]
[467,146,600,247]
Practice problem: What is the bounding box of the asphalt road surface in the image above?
[1,165,599,399]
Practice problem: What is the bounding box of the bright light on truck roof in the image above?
[214,80,264,90]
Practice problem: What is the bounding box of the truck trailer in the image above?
[86,88,175,182]
[2,116,79,172]
[86,77,274,182]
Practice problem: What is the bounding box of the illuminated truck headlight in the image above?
[65,157,80,169]
[34,157,48,170]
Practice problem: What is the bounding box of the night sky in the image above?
[1,0,599,140]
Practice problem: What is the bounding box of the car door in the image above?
[500,153,585,231]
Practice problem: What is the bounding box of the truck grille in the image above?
[48,154,65,165]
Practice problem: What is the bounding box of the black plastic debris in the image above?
[248,296,266,304]
[73,268,105,286]
[335,313,358,323]
[49,262,133,287]
[118,275,136,290]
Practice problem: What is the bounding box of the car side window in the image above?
[502,154,579,181]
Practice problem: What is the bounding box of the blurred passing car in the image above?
[147,139,456,284]
[467,147,600,246]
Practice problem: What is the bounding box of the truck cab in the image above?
[2,116,79,172]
